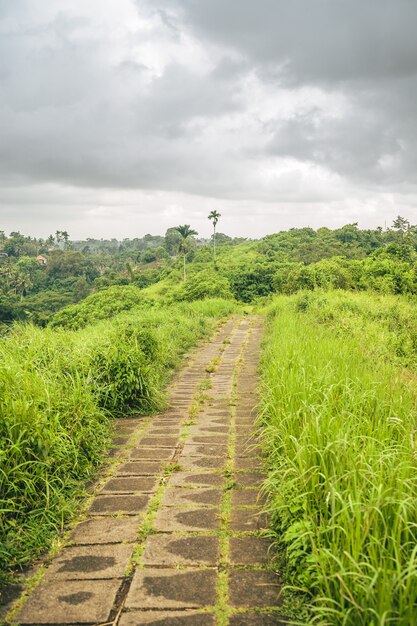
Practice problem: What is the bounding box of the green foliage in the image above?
[260,292,417,624]
[228,264,276,302]
[0,296,236,570]
[176,269,234,302]
[49,285,148,329]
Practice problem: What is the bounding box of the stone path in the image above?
[11,316,286,626]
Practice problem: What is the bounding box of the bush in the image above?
[0,297,236,570]
[49,285,148,329]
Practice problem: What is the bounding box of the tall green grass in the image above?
[260,292,417,625]
[0,298,235,572]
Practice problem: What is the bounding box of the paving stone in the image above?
[230,508,268,532]
[180,456,226,471]
[182,444,228,458]
[146,429,181,437]
[16,578,121,624]
[119,610,216,625]
[235,446,263,459]
[235,435,259,446]
[117,461,163,475]
[129,447,175,461]
[113,418,143,429]
[168,472,223,488]
[188,426,230,435]
[197,415,231,423]
[113,436,132,445]
[44,543,133,580]
[89,494,150,515]
[229,537,272,565]
[140,436,179,447]
[112,424,138,434]
[69,516,141,545]
[234,457,264,471]
[234,474,265,488]
[188,435,229,445]
[234,424,254,432]
[161,488,222,507]
[231,490,265,507]
[126,569,217,609]
[0,582,24,622]
[143,535,219,566]
[101,476,158,493]
[228,570,281,608]
[154,507,220,532]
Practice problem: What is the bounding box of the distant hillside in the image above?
[2,217,417,325]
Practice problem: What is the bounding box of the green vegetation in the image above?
[3,216,417,325]
[260,291,417,625]
[4,215,417,623]
[0,297,235,572]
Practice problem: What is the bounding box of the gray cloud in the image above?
[159,0,417,84]
[1,0,417,237]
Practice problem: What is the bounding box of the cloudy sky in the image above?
[1,0,417,239]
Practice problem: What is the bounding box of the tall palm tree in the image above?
[208,210,221,264]
[175,224,198,282]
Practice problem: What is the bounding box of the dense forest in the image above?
[1,216,417,326]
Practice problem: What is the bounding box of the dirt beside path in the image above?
[8,316,286,626]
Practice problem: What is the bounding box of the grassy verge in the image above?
[0,298,236,574]
[260,292,417,625]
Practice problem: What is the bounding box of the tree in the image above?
[175,225,198,282]
[165,227,183,256]
[208,210,221,264]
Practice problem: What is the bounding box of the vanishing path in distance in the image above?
[12,316,286,626]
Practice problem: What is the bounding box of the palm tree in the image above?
[208,210,221,264]
[175,224,198,282]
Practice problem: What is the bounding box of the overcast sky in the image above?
[1,0,417,240]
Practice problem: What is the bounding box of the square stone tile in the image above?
[0,583,24,622]
[231,490,265,507]
[129,447,175,461]
[126,569,217,609]
[234,457,264,471]
[161,488,222,507]
[119,610,216,625]
[44,543,133,580]
[180,456,226,471]
[16,579,121,624]
[229,537,272,565]
[147,427,181,436]
[230,508,268,533]
[235,435,259,446]
[188,426,230,435]
[168,472,223,488]
[69,517,141,545]
[234,474,265,489]
[101,476,158,493]
[143,535,219,566]
[228,570,281,608]
[89,494,150,515]
[154,507,220,532]
[188,435,229,445]
[113,436,131,445]
[182,444,228,458]
[235,445,263,458]
[117,461,163,475]
[140,436,179,447]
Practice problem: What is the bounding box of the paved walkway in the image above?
[12,316,286,626]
